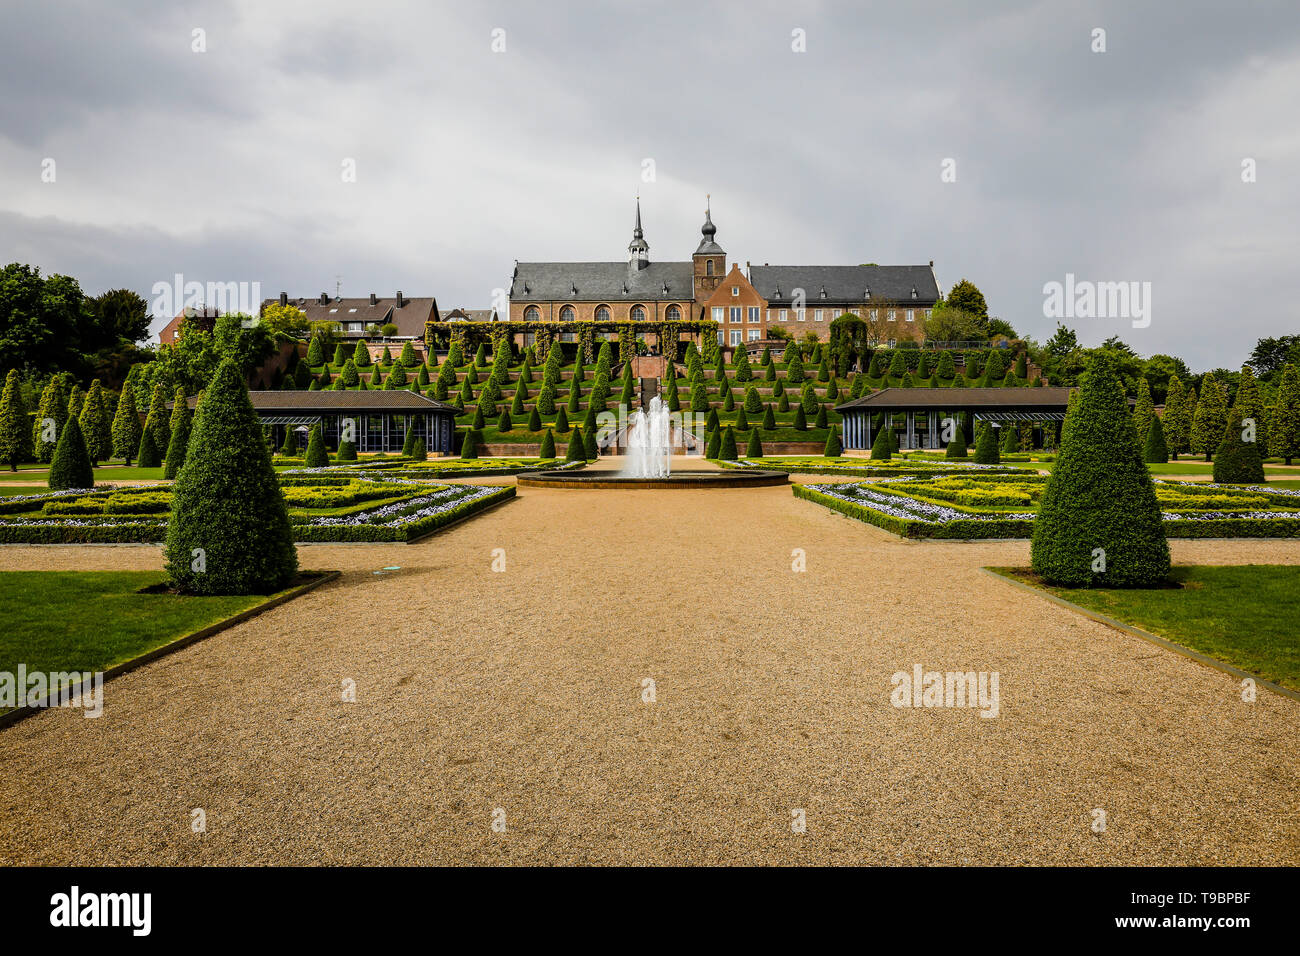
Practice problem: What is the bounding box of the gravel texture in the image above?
[1,458,1298,865]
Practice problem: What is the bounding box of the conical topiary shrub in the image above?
[410,438,427,461]
[944,422,967,459]
[337,440,357,461]
[163,388,193,479]
[0,369,32,471]
[869,423,891,460]
[565,426,586,462]
[1143,414,1168,465]
[1030,353,1169,587]
[719,426,738,460]
[539,428,555,459]
[746,430,762,457]
[137,426,162,468]
[527,407,542,431]
[1212,407,1265,484]
[48,414,94,489]
[461,429,480,459]
[280,427,299,457]
[584,427,598,460]
[973,422,999,464]
[164,359,298,594]
[705,428,721,458]
[554,407,569,433]
[304,423,330,467]
[823,427,841,457]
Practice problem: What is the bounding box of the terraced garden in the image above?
[796,473,1300,539]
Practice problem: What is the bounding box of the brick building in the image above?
[508,198,941,352]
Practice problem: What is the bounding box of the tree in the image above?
[79,380,113,464]
[304,423,330,467]
[353,340,372,367]
[823,427,841,457]
[143,382,171,456]
[937,351,956,380]
[410,438,427,462]
[1161,375,1190,459]
[1270,364,1300,464]
[705,428,721,458]
[735,408,749,430]
[164,360,297,594]
[1143,413,1168,464]
[869,423,891,460]
[1132,378,1155,448]
[32,379,66,463]
[554,407,570,433]
[539,428,555,458]
[497,409,512,432]
[1000,423,1018,453]
[793,405,807,431]
[887,351,906,379]
[973,423,1000,464]
[163,387,193,479]
[785,351,806,385]
[735,350,752,382]
[923,302,984,343]
[719,426,738,460]
[801,381,818,413]
[1247,335,1300,379]
[1212,407,1265,484]
[48,414,94,489]
[385,363,408,389]
[1231,365,1266,452]
[280,427,299,457]
[137,427,162,468]
[1191,373,1227,460]
[461,429,480,459]
[306,335,325,366]
[1030,353,1169,587]
[332,343,348,366]
[399,342,417,367]
[944,421,967,458]
[565,427,585,462]
[0,369,32,471]
[340,359,360,388]
[746,430,763,457]
[744,385,762,414]
[584,427,598,460]
[945,279,989,324]
[111,384,142,466]
[762,405,776,430]
[527,407,542,431]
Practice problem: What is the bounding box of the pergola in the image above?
[172,390,461,455]
[835,387,1073,451]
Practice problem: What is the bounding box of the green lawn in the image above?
[0,464,167,483]
[0,571,285,704]
[1001,565,1300,692]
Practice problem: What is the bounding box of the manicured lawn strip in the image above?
[0,571,280,699]
[990,566,1300,693]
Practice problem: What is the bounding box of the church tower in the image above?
[692,196,725,301]
[628,197,650,273]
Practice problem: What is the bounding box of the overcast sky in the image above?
[2,0,1297,370]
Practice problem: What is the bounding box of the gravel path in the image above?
[1,465,1298,865]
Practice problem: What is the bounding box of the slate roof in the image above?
[836,387,1072,413]
[171,390,459,414]
[262,296,438,338]
[750,265,940,305]
[510,262,694,302]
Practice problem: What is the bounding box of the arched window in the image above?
[665,305,681,321]
[595,305,610,322]
[631,305,646,321]
[524,306,540,321]
[705,260,715,276]
[559,305,575,321]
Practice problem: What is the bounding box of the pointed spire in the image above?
[628,195,649,267]
[695,193,722,255]
[633,196,643,240]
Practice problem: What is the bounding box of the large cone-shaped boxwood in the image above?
[304,422,330,467]
[1212,407,1265,484]
[164,360,298,595]
[48,414,94,490]
[1031,354,1169,587]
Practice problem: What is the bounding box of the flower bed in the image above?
[726,457,1026,477]
[795,476,1300,539]
[0,476,515,544]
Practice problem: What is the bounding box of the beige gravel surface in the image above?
[1,459,1298,865]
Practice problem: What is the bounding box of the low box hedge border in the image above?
[793,483,1300,540]
[292,484,516,543]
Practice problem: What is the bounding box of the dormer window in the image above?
[911,287,918,298]
[732,287,739,296]
[819,287,827,298]
[864,287,871,299]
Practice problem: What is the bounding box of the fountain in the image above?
[622,395,672,479]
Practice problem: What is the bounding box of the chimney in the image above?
[369,292,377,306]
[396,291,405,308]
[319,293,328,305]
[279,292,287,306]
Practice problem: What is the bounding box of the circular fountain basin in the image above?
[516,469,789,490]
